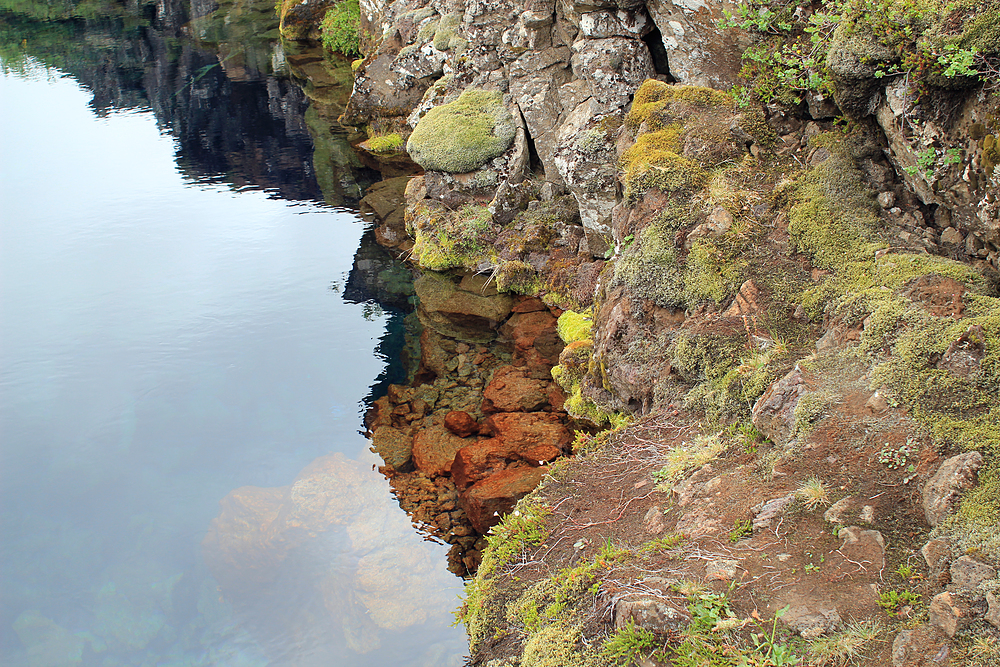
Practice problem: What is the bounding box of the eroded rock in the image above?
[922,451,983,526]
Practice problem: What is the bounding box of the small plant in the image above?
[878,589,920,616]
[601,619,658,666]
[639,533,684,554]
[730,518,753,543]
[877,439,913,470]
[797,476,831,510]
[895,563,914,580]
[320,0,361,57]
[807,619,882,666]
[750,605,800,666]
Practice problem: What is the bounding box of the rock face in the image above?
[922,451,984,526]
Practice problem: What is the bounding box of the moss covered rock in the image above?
[406,89,516,173]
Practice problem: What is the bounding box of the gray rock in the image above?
[780,604,841,639]
[823,496,853,524]
[751,367,808,445]
[922,538,953,572]
[642,505,666,534]
[922,451,983,526]
[614,597,688,633]
[753,495,796,532]
[940,226,963,245]
[858,505,875,524]
[949,555,996,589]
[878,191,896,209]
[986,591,1000,630]
[645,0,747,89]
[891,625,952,667]
[705,558,739,581]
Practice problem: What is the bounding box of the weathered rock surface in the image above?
[751,367,808,445]
[922,451,983,526]
[460,465,548,533]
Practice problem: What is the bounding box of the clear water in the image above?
[0,61,464,666]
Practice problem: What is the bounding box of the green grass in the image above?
[320,0,360,57]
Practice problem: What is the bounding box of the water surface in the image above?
[0,49,463,667]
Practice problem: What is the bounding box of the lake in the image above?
[0,7,466,666]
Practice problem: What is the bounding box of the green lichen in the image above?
[611,219,685,308]
[556,310,593,344]
[406,88,516,173]
[684,239,746,306]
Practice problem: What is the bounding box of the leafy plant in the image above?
[878,589,920,616]
[320,0,361,57]
[750,605,800,666]
[730,518,754,543]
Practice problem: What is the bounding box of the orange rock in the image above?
[444,410,479,438]
[412,418,470,476]
[460,465,548,533]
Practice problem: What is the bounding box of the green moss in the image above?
[941,461,1000,564]
[788,131,1000,452]
[684,239,746,306]
[406,89,516,173]
[366,133,404,153]
[556,310,593,344]
[320,0,360,57]
[432,13,462,51]
[520,622,585,667]
[961,6,1000,55]
[495,260,543,295]
[611,218,686,308]
[793,390,835,438]
[408,202,498,271]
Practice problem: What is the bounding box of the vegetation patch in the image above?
[407,201,498,271]
[365,133,404,153]
[556,310,593,344]
[406,89,516,173]
[320,0,361,57]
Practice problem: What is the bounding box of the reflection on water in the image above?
[0,3,464,664]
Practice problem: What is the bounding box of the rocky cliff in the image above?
[286,0,1000,663]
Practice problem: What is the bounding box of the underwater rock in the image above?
[13,611,85,667]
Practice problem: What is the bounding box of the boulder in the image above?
[460,465,548,533]
[928,591,980,638]
[414,271,514,342]
[482,365,552,412]
[922,451,983,526]
[444,410,479,438]
[891,625,952,667]
[614,598,688,633]
[949,555,996,589]
[645,0,747,89]
[412,418,470,476]
[751,367,808,445]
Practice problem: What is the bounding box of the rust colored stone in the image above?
[444,410,479,438]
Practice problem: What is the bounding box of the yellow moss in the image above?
[620,132,708,201]
[365,133,404,153]
[941,461,1000,563]
[556,310,593,344]
[627,80,734,130]
[520,622,584,667]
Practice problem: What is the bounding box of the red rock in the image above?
[486,412,573,452]
[482,365,551,413]
[452,439,510,490]
[460,465,548,533]
[511,297,548,313]
[412,419,469,476]
[444,410,479,438]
